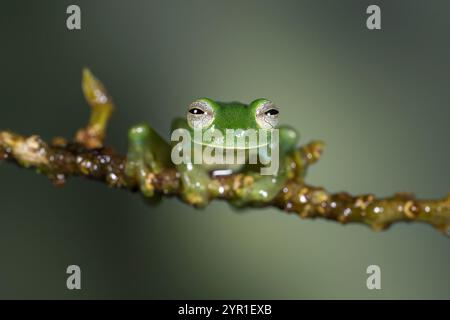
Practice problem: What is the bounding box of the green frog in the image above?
[125,98,300,207]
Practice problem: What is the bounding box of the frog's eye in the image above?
[264,109,279,116]
[187,99,214,129]
[255,100,279,129]
[189,108,205,115]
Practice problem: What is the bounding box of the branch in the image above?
[1,69,449,237]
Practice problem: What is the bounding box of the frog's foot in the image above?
[125,123,171,197]
[178,165,211,208]
[231,173,286,207]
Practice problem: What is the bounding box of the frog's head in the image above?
[186,98,279,149]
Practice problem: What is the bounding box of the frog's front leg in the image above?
[176,162,211,207]
[125,123,171,197]
[232,125,299,206]
[232,175,282,207]
[170,118,211,207]
[232,158,289,207]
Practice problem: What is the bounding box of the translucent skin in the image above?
[126,98,300,207]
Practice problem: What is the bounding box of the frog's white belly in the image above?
[204,164,244,176]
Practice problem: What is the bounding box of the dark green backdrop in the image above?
[0,0,449,299]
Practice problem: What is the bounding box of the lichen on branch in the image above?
[1,69,449,237]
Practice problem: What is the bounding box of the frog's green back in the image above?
[210,101,258,131]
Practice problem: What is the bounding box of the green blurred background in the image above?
[0,0,449,299]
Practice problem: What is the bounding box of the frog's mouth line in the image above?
[192,140,271,150]
[188,127,277,150]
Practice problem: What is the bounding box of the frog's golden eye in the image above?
[256,100,279,129]
[187,99,214,129]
